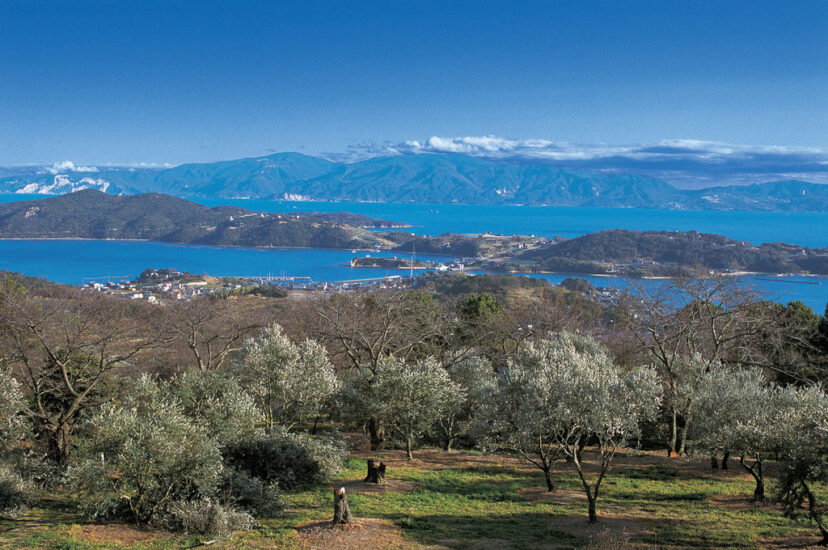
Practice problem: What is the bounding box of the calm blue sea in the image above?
[0,194,825,312]
[192,197,828,248]
[0,239,446,284]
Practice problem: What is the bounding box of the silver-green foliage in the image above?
[237,324,340,431]
[150,497,255,537]
[342,356,460,458]
[480,342,567,491]
[486,332,661,520]
[774,384,828,542]
[0,366,33,515]
[168,369,259,448]
[0,366,29,460]
[693,365,783,499]
[435,354,495,451]
[72,375,225,524]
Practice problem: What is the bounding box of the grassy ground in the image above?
[1,444,825,549]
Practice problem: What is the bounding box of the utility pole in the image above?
[410,233,415,281]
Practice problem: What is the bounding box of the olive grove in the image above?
[0,274,826,540]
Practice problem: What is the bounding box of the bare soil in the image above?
[296,518,445,550]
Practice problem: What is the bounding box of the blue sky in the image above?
[1,0,826,174]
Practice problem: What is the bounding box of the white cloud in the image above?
[329,136,828,188]
[46,160,98,174]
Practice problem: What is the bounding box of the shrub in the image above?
[0,462,31,517]
[0,366,37,516]
[151,498,254,538]
[224,428,347,490]
[72,376,225,524]
[222,469,283,518]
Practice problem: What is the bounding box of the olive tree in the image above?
[312,290,452,449]
[0,366,33,515]
[167,369,259,448]
[341,356,459,459]
[481,359,565,492]
[486,333,660,517]
[669,353,714,458]
[237,324,339,432]
[434,354,495,452]
[623,274,767,456]
[546,334,660,522]
[694,367,782,501]
[775,384,828,544]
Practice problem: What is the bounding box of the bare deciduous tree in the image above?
[621,273,770,455]
[158,296,266,372]
[0,281,161,463]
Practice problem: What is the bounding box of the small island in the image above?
[2,191,826,278]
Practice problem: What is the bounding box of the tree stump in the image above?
[364,459,387,484]
[332,487,353,524]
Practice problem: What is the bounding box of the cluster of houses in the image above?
[82,268,420,303]
[83,277,216,302]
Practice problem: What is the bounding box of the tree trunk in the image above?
[668,410,678,456]
[444,437,453,452]
[543,466,554,492]
[406,438,413,461]
[332,487,353,525]
[368,418,385,451]
[721,451,730,470]
[805,485,828,545]
[573,451,599,523]
[753,477,765,501]
[47,423,72,465]
[677,421,689,456]
[364,459,387,484]
[754,458,765,501]
[710,455,719,469]
[587,495,597,523]
[740,455,765,501]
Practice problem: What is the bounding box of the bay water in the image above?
[0,194,825,312]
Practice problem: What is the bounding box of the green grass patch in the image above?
[1,452,825,549]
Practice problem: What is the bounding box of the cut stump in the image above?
[333,487,353,525]
[364,459,387,484]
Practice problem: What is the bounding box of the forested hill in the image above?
[1,152,826,211]
[0,191,396,249]
[520,229,828,275]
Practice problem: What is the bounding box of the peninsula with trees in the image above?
[2,191,827,277]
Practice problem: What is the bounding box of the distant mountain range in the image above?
[1,152,826,211]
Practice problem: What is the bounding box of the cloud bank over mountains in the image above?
[5,138,826,191]
[329,137,828,189]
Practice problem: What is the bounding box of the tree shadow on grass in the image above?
[386,511,583,549]
[410,465,552,500]
[0,496,78,534]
